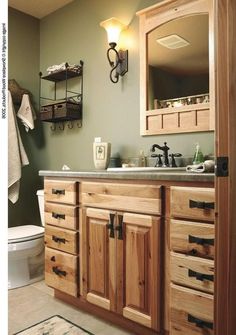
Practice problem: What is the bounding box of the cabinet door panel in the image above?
[88,217,108,294]
[120,213,161,331]
[82,208,116,311]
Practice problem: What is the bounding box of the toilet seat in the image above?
[8,225,44,244]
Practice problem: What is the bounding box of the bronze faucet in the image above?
[150,142,170,167]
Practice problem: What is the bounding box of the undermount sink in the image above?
[107,167,186,172]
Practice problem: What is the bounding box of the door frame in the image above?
[215,1,236,334]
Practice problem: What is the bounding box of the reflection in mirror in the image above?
[147,14,209,111]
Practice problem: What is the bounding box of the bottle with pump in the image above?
[193,143,204,165]
[139,150,147,167]
[93,137,111,170]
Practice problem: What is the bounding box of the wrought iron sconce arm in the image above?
[107,43,121,83]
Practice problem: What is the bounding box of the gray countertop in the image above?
[39,170,214,182]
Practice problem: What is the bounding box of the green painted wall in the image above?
[8,0,214,227]
[8,8,43,227]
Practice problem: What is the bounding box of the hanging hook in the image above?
[68,121,73,129]
[58,122,65,131]
[77,120,82,128]
[50,123,56,131]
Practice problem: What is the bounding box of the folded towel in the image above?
[186,160,215,173]
[17,94,36,132]
[46,62,81,74]
[8,91,29,203]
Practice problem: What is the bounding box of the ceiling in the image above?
[148,14,209,75]
[8,0,75,19]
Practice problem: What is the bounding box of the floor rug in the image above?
[14,315,95,335]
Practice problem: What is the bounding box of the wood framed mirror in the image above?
[137,0,215,136]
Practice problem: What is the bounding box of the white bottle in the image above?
[93,137,111,170]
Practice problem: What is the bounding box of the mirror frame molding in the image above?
[137,0,215,136]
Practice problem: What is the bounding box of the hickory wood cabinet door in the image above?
[119,212,161,331]
[82,207,161,331]
[82,207,116,311]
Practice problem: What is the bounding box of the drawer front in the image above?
[170,284,214,335]
[45,225,78,255]
[170,219,215,259]
[170,252,214,293]
[45,247,78,297]
[45,202,79,230]
[170,187,215,222]
[44,179,78,205]
[81,182,162,215]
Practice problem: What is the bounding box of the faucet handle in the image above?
[169,153,182,167]
[151,153,163,167]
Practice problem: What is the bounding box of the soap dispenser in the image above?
[193,143,204,165]
[93,137,111,170]
[139,150,147,167]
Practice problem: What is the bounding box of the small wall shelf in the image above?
[39,61,83,128]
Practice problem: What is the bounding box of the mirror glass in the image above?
[147,14,209,110]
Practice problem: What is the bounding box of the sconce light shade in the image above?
[100,17,127,45]
[100,17,128,83]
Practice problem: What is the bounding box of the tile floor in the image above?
[8,280,133,335]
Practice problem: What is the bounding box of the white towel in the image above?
[17,94,36,132]
[47,62,66,73]
[186,160,215,173]
[8,91,29,203]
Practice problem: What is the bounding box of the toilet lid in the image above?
[8,225,44,243]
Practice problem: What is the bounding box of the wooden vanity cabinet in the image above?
[42,177,215,335]
[81,182,162,331]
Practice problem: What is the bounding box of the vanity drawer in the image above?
[170,252,214,294]
[170,187,215,222]
[44,203,79,230]
[170,283,214,335]
[45,247,79,297]
[44,179,78,205]
[81,182,162,215]
[170,219,215,259]
[44,225,78,255]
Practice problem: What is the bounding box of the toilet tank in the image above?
[36,189,44,226]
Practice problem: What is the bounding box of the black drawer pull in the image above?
[52,235,66,244]
[189,235,214,246]
[50,256,56,262]
[52,266,67,277]
[188,314,213,330]
[115,215,123,240]
[106,213,115,238]
[189,199,214,210]
[52,212,65,220]
[188,269,214,282]
[189,248,198,256]
[52,188,65,195]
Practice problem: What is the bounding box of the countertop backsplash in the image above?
[108,155,214,168]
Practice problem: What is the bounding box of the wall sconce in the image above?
[100,17,128,83]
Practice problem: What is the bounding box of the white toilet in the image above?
[8,190,45,289]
